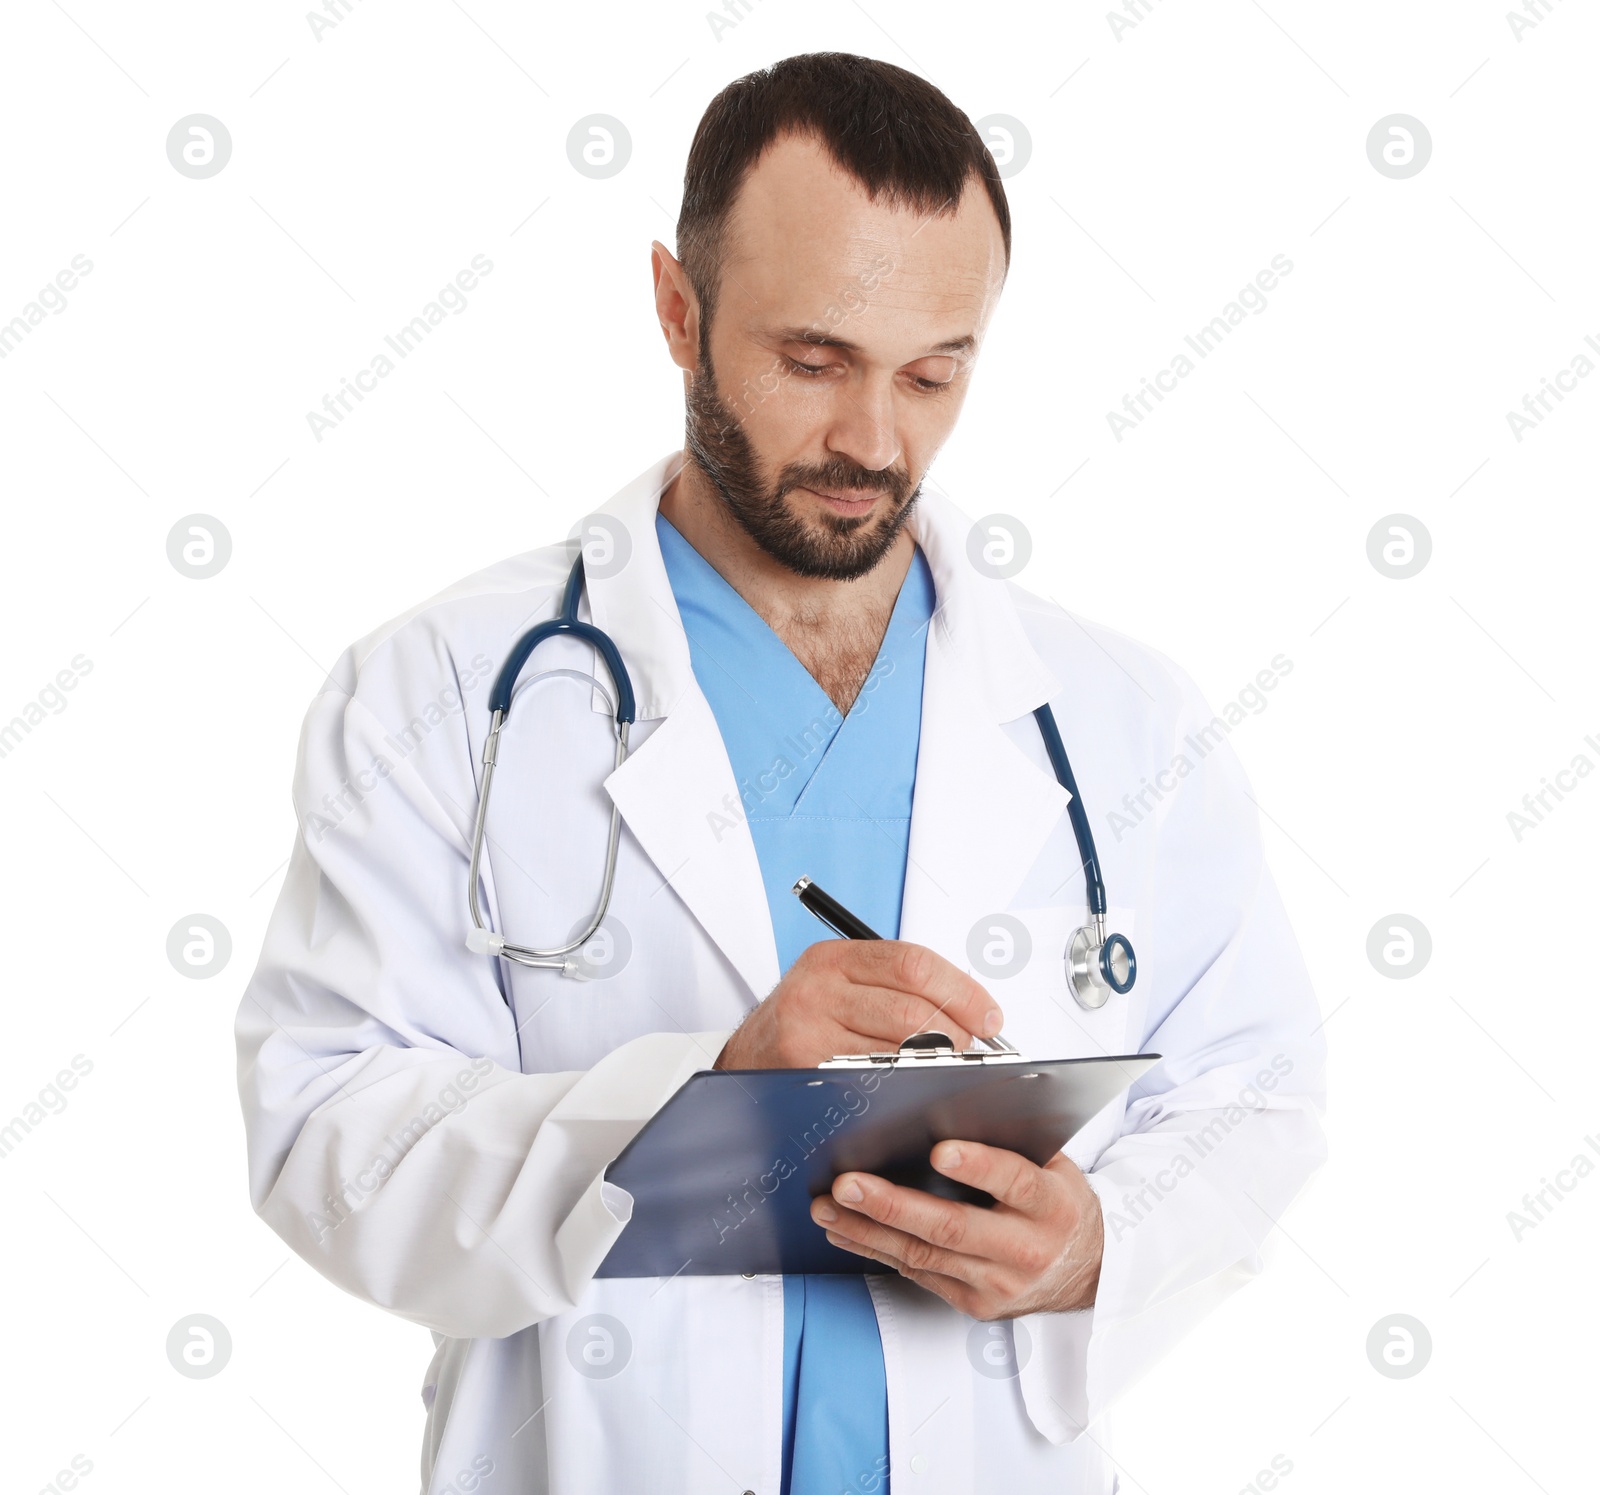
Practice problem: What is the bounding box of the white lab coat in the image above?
[236,449,1327,1495]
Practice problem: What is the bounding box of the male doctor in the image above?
[237,51,1326,1495]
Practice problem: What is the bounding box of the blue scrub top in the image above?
[657,512,935,1495]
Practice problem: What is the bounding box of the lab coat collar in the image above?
[592,448,1070,1003]
[580,449,696,723]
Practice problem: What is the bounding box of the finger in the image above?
[813,1183,1014,1287]
[819,1170,1023,1266]
[821,1205,1025,1311]
[814,1194,978,1283]
[930,1140,1060,1219]
[822,1231,979,1314]
[830,985,980,1051]
[834,941,1003,1044]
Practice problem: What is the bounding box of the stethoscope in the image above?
[465,555,1137,1010]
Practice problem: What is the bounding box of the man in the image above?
[237,52,1326,1495]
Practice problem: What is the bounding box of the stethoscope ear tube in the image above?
[488,618,636,721]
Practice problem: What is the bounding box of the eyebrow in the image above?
[769,326,976,357]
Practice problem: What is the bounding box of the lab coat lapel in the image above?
[898,492,1070,964]
[604,689,783,1004]
[586,451,782,1005]
[898,617,1069,962]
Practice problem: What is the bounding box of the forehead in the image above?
[718,130,1005,341]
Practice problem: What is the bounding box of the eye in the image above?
[783,355,953,394]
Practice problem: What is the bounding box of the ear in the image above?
[651,240,700,375]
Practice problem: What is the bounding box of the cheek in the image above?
[899,389,968,456]
[764,385,834,443]
[726,367,822,448]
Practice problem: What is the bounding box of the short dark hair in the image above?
[676,52,1010,345]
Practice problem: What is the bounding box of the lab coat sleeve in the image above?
[236,657,734,1340]
[1015,671,1329,1443]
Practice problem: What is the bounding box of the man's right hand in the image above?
[714,940,1004,1070]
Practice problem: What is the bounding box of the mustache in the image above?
[785,473,909,499]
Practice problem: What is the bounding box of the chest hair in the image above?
[773,603,895,716]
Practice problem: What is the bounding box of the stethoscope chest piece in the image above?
[1066,921,1137,1011]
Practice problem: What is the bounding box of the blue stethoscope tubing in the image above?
[466,556,1136,1008]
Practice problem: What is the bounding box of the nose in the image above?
[822,373,902,477]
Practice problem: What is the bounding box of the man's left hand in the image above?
[809,1141,1103,1320]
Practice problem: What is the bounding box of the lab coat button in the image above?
[741,1271,755,1279]
[910,1454,929,1474]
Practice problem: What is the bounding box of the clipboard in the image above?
[596,1041,1160,1278]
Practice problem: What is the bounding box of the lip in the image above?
[799,485,885,516]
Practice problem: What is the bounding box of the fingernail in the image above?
[983,1009,1003,1037]
[836,1178,864,1204]
[813,1200,838,1225]
[936,1144,962,1170]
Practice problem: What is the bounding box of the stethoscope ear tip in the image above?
[466,926,506,956]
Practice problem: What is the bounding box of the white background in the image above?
[2,1,1596,1491]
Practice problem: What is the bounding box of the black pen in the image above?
[791,875,1017,1054]
[792,875,881,940]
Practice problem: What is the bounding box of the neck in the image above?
[659,455,916,714]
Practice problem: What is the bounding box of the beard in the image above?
[682,338,921,582]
